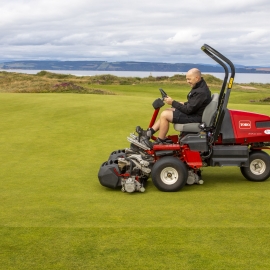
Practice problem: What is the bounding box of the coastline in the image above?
[1,69,270,84]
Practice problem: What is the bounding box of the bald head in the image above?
[186,68,202,88]
[187,68,201,78]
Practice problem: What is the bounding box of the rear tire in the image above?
[151,156,188,192]
[240,151,270,182]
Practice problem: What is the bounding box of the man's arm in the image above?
[171,92,206,115]
[164,96,184,106]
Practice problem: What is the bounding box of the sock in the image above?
[146,128,156,137]
[157,137,166,142]
[149,128,156,135]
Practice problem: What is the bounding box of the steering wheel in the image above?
[159,88,168,100]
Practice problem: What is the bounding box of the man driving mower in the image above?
[143,68,212,145]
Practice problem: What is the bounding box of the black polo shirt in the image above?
[172,78,212,116]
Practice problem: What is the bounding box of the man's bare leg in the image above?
[152,109,174,140]
[151,119,160,133]
[151,108,174,138]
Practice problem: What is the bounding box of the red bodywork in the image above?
[147,109,205,169]
[147,108,270,169]
[229,110,270,144]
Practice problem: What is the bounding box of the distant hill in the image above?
[0,60,270,73]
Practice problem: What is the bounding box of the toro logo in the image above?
[239,120,251,129]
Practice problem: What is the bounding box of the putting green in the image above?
[0,92,270,269]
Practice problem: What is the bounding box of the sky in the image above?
[1,0,270,66]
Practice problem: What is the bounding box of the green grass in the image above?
[0,87,270,269]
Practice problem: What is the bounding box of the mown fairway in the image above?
[1,84,270,269]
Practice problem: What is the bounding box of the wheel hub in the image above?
[160,167,179,185]
[250,159,266,175]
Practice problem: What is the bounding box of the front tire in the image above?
[240,151,270,182]
[151,156,188,192]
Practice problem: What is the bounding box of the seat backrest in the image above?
[201,93,219,126]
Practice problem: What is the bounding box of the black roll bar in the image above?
[201,46,229,107]
[201,44,236,141]
[201,44,235,105]
[201,44,235,78]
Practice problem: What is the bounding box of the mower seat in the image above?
[174,93,219,133]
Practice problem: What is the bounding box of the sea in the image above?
[1,69,270,84]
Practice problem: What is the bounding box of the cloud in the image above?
[166,30,201,45]
[230,30,269,44]
[0,0,270,66]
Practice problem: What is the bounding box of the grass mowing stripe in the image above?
[1,228,270,269]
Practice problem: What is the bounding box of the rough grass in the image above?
[1,70,269,103]
[0,82,270,269]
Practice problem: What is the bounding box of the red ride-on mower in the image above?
[98,44,270,193]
